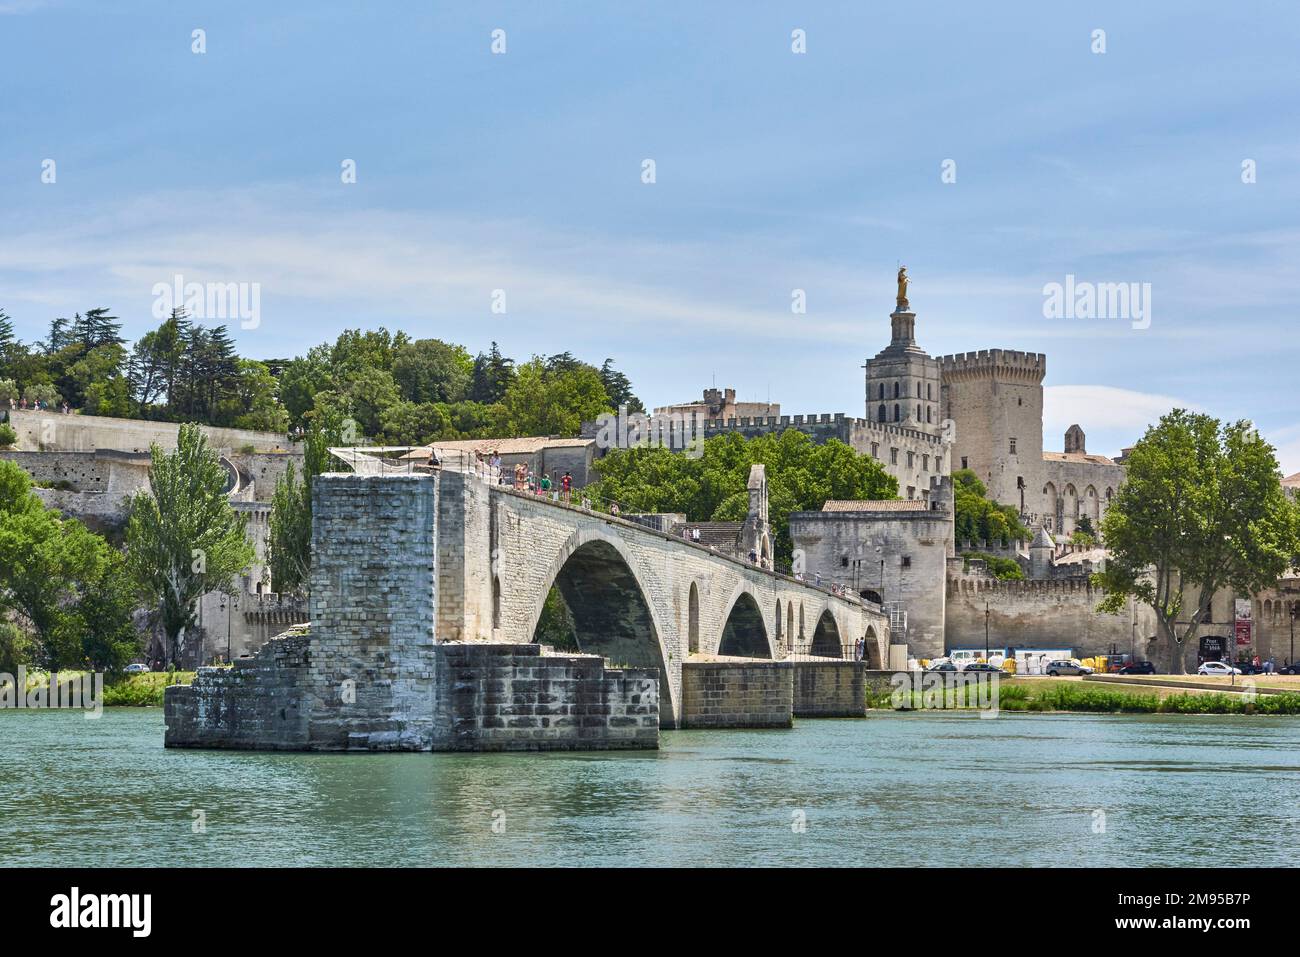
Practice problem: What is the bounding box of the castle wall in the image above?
[944,574,1155,658]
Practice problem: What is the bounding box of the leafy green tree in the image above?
[378,400,453,446]
[228,359,289,432]
[588,430,897,565]
[22,382,60,407]
[126,424,255,665]
[127,310,189,413]
[498,358,610,437]
[279,345,334,425]
[392,338,473,404]
[0,309,21,374]
[469,342,515,403]
[962,551,1024,580]
[0,460,138,669]
[1094,410,1300,673]
[598,358,645,413]
[268,419,343,595]
[952,469,1029,546]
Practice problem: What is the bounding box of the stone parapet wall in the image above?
[431,643,658,751]
[7,409,290,454]
[681,660,793,728]
[792,661,866,717]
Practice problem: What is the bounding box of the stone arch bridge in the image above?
[320,470,890,729]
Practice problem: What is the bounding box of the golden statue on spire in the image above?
[896,265,911,310]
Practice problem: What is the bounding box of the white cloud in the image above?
[1043,385,1201,448]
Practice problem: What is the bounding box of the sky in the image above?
[2,1,1299,471]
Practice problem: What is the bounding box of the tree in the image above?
[391,338,472,404]
[598,358,645,413]
[588,430,897,566]
[952,469,1030,546]
[0,460,138,669]
[468,342,515,403]
[126,423,255,665]
[1094,410,1300,673]
[498,358,610,437]
[0,309,20,374]
[267,418,343,595]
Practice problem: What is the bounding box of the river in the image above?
[2,709,1297,867]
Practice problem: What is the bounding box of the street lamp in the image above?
[984,599,990,661]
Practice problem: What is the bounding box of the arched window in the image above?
[916,381,922,398]
[893,404,900,422]
[878,404,887,423]
[916,404,921,420]
[878,383,884,400]
[927,383,932,400]
[926,407,932,423]
[893,381,900,398]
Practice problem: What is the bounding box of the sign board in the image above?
[1234,599,1253,647]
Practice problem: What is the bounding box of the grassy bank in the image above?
[14,669,198,707]
[872,677,1300,715]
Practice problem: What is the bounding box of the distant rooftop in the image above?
[821,499,929,513]
[1042,451,1117,466]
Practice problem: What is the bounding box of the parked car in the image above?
[1045,659,1093,677]
[1118,661,1157,675]
[960,662,1004,674]
[1197,661,1242,676]
[123,663,149,674]
[1280,663,1300,675]
[926,661,958,672]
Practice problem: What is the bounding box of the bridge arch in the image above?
[525,527,677,719]
[717,588,771,658]
[810,608,842,657]
[864,625,882,667]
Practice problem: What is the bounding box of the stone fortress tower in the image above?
[937,349,1048,520]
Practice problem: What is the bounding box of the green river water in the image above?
[2,708,1297,867]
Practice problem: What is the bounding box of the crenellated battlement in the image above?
[945,574,1098,598]
[936,349,1046,382]
[700,413,946,446]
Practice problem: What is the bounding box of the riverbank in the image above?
[11,669,197,707]
[872,675,1300,715]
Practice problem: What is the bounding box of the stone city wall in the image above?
[8,408,291,454]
